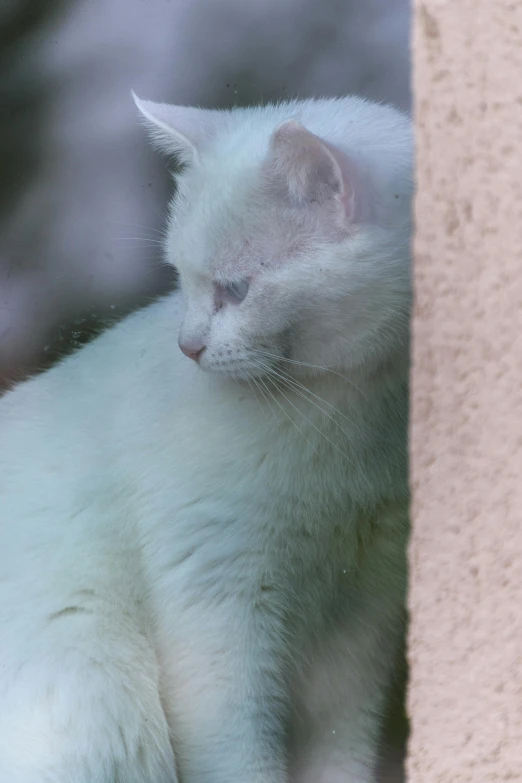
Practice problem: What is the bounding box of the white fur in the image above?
[0,96,412,782]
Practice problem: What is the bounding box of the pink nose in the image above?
[179,341,205,362]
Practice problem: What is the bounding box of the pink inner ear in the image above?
[323,139,357,222]
[268,120,358,223]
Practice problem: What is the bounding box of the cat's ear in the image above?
[266,119,360,223]
[132,92,221,165]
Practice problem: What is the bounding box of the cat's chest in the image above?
[138,475,364,690]
[122,370,362,591]
[140,451,357,624]
[134,372,326,493]
[146,432,345,538]
[155,399,348,526]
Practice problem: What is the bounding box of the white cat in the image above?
[0,95,412,783]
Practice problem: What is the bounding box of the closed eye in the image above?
[215,279,250,307]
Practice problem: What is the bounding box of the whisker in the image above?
[256,364,364,449]
[254,370,318,456]
[259,364,365,474]
[109,237,165,245]
[256,359,361,434]
[252,348,365,396]
[112,221,166,236]
[145,194,170,225]
[245,374,271,422]
[247,370,280,424]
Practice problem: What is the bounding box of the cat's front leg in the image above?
[0,600,177,783]
[159,596,288,783]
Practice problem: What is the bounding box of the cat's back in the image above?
[0,293,185,496]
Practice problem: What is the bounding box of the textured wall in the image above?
[409,0,522,780]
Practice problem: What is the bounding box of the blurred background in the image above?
[0,0,410,777]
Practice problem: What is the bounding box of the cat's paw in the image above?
[0,655,177,783]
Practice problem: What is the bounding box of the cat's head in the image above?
[134,94,412,380]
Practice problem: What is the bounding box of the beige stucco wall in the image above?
[408,0,522,780]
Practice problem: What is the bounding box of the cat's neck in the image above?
[258,348,409,423]
[229,350,409,508]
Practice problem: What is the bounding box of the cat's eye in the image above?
[216,280,250,305]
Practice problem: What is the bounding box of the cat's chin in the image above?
[198,363,276,382]
[196,349,285,381]
[203,367,255,381]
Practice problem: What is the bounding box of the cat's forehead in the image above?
[170,167,309,279]
[209,231,306,281]
[175,213,304,280]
